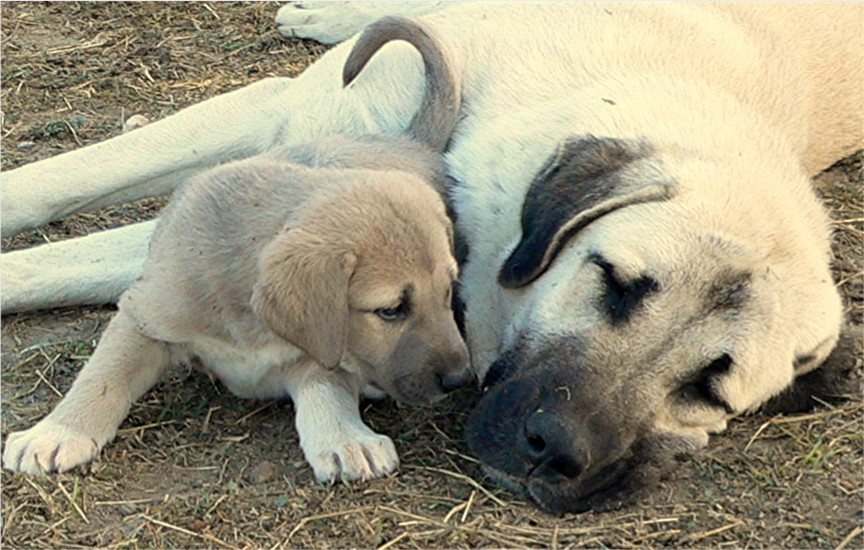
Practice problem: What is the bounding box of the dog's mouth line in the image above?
[478,463,528,497]
[555,456,626,495]
[479,453,631,510]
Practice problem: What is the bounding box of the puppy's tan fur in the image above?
[3,17,469,483]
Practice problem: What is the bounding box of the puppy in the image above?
[3,16,470,484]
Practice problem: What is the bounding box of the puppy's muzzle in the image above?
[431,348,474,394]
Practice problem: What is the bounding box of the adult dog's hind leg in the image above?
[2,310,171,474]
[1,77,295,239]
[1,221,156,314]
[1,29,426,240]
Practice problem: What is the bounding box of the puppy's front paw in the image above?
[3,420,102,475]
[304,428,399,483]
[275,2,370,44]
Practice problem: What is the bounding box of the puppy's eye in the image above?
[371,286,413,322]
[375,303,407,322]
[676,354,735,413]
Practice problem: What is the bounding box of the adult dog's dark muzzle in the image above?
[464,338,675,514]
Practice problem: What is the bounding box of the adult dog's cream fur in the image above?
[2,3,861,512]
[2,16,470,484]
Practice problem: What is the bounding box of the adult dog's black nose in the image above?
[522,408,590,483]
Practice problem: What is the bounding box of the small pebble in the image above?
[246,460,280,484]
[118,502,137,515]
[123,114,150,133]
[17,141,35,150]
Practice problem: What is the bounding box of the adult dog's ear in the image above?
[252,228,357,369]
[760,326,862,415]
[499,136,675,288]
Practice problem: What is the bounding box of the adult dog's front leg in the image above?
[276,2,446,44]
[287,363,399,483]
[1,77,294,238]
[2,310,170,474]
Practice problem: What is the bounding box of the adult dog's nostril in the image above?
[524,414,550,461]
[523,409,589,482]
[542,455,586,480]
[526,433,546,455]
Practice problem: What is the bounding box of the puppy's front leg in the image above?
[286,361,398,483]
[3,310,170,474]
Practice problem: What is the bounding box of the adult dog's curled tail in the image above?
[343,15,461,153]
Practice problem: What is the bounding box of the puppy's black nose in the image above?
[432,344,472,393]
[522,408,590,483]
[437,368,473,393]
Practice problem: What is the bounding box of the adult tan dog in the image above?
[2,17,470,484]
[2,4,861,513]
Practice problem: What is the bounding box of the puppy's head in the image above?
[252,170,471,404]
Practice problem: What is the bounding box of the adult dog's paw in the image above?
[304,428,399,483]
[2,421,101,475]
[277,2,406,44]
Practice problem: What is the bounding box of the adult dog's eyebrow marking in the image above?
[709,271,751,312]
[589,252,659,324]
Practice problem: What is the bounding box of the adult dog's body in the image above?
[2,3,861,513]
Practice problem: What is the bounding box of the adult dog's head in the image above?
[464,136,852,514]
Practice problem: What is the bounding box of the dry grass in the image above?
[1,3,861,549]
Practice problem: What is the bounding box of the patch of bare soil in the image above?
[2,3,861,549]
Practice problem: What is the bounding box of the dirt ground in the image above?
[1,3,861,549]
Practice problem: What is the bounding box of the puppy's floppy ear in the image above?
[498,136,675,288]
[251,228,357,369]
